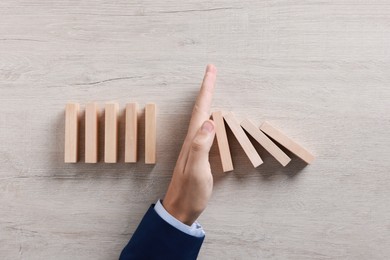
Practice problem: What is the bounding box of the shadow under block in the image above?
[145,103,156,164]
[104,103,119,163]
[125,103,138,163]
[212,111,234,172]
[64,103,80,163]
[85,103,99,163]
[223,112,263,168]
[259,121,315,164]
[241,119,291,166]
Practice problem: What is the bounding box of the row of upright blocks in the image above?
[64,102,156,164]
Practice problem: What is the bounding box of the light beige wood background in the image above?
[1,1,389,259]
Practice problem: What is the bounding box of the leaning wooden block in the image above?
[212,111,233,172]
[223,112,263,168]
[145,103,156,164]
[85,102,99,163]
[125,103,138,163]
[241,119,291,166]
[260,121,315,164]
[104,103,119,163]
[64,103,80,163]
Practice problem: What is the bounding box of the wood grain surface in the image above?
[1,1,389,259]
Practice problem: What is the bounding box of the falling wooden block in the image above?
[223,112,263,168]
[125,103,138,163]
[85,102,99,163]
[241,119,291,166]
[64,103,80,163]
[260,121,315,164]
[104,103,119,163]
[212,111,233,172]
[145,103,156,164]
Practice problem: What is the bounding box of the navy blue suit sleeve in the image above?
[119,205,204,260]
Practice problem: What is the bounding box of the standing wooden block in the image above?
[85,102,99,163]
[125,103,138,163]
[104,103,119,163]
[64,103,80,163]
[241,119,291,166]
[212,111,234,172]
[145,103,156,164]
[223,112,263,168]
[260,121,315,164]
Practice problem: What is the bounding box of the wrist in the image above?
[162,198,198,226]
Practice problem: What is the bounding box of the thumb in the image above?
[187,120,216,164]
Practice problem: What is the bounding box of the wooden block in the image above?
[260,121,315,164]
[125,103,138,163]
[212,111,234,172]
[145,103,156,164]
[85,102,99,163]
[241,119,291,166]
[104,103,119,163]
[223,112,263,168]
[64,103,79,163]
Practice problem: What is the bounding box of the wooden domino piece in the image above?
[260,121,315,164]
[241,119,291,166]
[145,103,156,164]
[223,112,263,168]
[104,103,119,163]
[85,102,99,163]
[125,103,138,163]
[64,103,80,163]
[212,111,233,172]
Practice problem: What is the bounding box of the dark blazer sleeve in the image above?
[119,204,205,260]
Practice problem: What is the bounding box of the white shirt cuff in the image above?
[154,200,205,238]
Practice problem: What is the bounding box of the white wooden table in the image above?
[1,1,389,259]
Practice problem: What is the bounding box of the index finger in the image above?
[186,64,217,140]
[174,64,217,171]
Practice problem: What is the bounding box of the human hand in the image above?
[163,64,217,226]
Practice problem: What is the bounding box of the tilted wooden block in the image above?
[260,121,315,164]
[145,103,156,164]
[104,103,119,163]
[212,111,234,172]
[125,103,138,163]
[223,112,263,168]
[85,102,99,163]
[64,103,80,163]
[241,119,291,166]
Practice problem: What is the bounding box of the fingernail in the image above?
[202,121,214,133]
